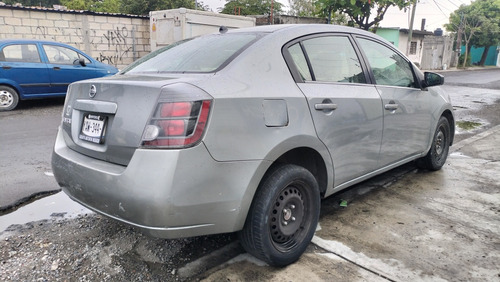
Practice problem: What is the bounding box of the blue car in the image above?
[0,39,118,111]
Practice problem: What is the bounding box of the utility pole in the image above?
[406,0,417,56]
[270,0,274,25]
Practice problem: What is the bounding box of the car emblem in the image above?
[89,85,97,98]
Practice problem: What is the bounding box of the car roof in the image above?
[223,24,392,52]
[226,24,376,38]
[0,39,72,46]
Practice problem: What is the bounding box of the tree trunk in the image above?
[463,43,469,68]
[479,45,490,66]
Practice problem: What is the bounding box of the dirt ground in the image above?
[0,214,237,281]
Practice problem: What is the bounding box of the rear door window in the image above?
[288,43,312,81]
[1,44,41,63]
[287,36,366,84]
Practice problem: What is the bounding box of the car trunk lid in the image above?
[60,75,181,166]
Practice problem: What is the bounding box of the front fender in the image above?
[424,87,455,154]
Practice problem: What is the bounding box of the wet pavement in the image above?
[0,98,63,211]
[197,125,500,281]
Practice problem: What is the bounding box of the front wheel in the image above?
[0,85,19,111]
[417,116,451,170]
[239,164,320,266]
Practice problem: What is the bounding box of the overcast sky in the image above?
[381,0,472,32]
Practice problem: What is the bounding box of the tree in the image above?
[469,0,500,66]
[314,0,347,25]
[121,0,196,15]
[60,0,89,10]
[220,0,282,16]
[288,0,314,17]
[61,0,121,12]
[93,0,121,13]
[316,0,412,32]
[3,0,62,7]
[195,1,211,11]
[446,4,487,68]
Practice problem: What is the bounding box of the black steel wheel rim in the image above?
[269,181,312,252]
[434,125,447,161]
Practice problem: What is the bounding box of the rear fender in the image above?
[233,135,333,231]
[0,79,23,98]
[262,134,334,192]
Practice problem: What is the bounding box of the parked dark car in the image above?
[0,39,118,111]
[52,25,454,266]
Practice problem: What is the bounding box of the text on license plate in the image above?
[79,114,106,144]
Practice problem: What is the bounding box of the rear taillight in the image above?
[141,84,212,149]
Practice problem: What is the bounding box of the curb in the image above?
[450,125,500,153]
[432,66,500,72]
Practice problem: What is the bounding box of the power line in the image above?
[431,0,450,17]
[446,0,460,8]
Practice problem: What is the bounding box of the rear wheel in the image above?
[417,116,451,170]
[239,164,320,266]
[0,86,19,111]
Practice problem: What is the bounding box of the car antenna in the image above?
[219,26,228,34]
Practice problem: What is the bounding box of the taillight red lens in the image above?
[157,120,186,136]
[160,102,192,117]
[142,100,211,148]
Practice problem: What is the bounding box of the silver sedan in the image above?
[52,24,454,266]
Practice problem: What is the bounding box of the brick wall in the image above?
[0,6,150,70]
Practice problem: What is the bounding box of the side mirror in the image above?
[79,58,86,67]
[424,72,444,87]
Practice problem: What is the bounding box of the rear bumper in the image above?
[52,129,269,238]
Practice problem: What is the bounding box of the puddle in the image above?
[449,152,472,158]
[0,191,92,233]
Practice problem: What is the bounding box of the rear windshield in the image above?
[122,33,259,74]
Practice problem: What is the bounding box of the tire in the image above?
[417,116,451,171]
[0,85,19,111]
[239,164,320,266]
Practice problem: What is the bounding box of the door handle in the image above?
[2,66,12,70]
[384,103,399,111]
[53,67,61,70]
[314,103,338,111]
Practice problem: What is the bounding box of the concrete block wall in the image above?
[421,35,454,70]
[0,6,150,70]
[251,14,327,25]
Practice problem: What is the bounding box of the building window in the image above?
[409,41,417,55]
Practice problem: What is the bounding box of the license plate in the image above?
[79,114,107,144]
